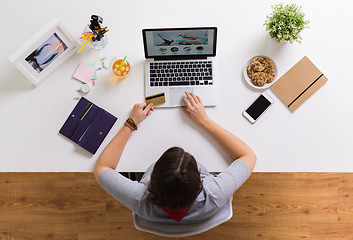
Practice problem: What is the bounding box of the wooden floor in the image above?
[1,173,353,240]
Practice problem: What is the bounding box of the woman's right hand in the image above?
[182,92,211,128]
[129,103,154,125]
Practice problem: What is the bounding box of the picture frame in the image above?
[9,17,79,86]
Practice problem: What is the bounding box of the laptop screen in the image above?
[142,27,217,59]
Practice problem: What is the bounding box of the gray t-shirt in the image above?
[99,160,250,224]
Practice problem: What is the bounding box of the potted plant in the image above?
[264,3,310,44]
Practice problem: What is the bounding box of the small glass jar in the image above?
[83,25,108,50]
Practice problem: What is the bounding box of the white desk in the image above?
[1,0,352,172]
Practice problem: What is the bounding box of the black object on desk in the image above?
[59,97,117,154]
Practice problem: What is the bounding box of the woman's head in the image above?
[147,147,202,211]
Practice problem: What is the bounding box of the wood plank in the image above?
[1,173,353,239]
[234,173,340,224]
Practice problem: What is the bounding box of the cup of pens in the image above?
[78,15,109,53]
[83,25,108,50]
[110,56,131,80]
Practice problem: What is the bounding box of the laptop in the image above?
[142,27,218,107]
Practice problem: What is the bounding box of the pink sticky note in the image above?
[73,63,96,84]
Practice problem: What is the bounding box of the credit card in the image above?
[145,93,166,106]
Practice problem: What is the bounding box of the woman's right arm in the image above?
[182,92,257,172]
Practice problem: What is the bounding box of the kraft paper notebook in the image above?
[59,97,117,154]
[271,56,328,111]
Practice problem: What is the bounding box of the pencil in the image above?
[80,33,94,40]
[96,27,107,31]
[77,37,92,53]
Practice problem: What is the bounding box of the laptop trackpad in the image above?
[169,87,194,106]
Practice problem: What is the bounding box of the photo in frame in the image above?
[9,17,79,86]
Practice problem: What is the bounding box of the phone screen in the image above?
[245,94,272,120]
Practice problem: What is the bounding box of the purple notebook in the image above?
[59,97,117,154]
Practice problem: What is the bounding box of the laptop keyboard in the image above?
[149,60,213,87]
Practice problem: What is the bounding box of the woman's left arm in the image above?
[94,103,153,182]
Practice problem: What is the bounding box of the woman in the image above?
[94,92,256,229]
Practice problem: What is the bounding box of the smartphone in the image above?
[242,92,274,124]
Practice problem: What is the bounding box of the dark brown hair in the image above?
[147,147,203,210]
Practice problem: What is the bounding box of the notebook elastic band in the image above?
[288,74,324,108]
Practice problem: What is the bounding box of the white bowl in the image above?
[243,55,278,90]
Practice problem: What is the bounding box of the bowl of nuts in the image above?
[243,56,278,89]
